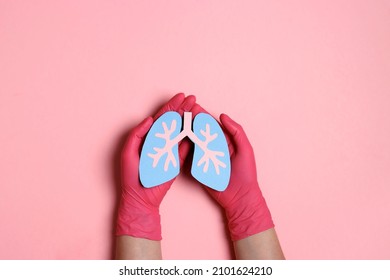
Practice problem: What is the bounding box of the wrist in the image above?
[225,182,274,241]
[116,196,162,241]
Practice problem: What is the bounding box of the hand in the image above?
[116,93,195,240]
[191,104,274,241]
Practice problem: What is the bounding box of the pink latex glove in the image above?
[191,104,274,241]
[116,93,195,240]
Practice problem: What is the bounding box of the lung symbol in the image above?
[139,112,231,191]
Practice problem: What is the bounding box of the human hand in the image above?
[116,93,195,240]
[190,104,274,241]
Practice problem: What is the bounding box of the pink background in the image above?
[1,0,390,259]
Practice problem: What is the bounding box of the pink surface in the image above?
[1,0,390,259]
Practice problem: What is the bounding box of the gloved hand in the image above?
[116,93,195,240]
[191,104,274,241]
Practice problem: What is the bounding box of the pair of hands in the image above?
[116,93,274,241]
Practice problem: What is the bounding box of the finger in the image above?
[154,93,185,120]
[190,103,209,116]
[177,95,196,116]
[222,128,235,158]
[220,113,250,153]
[123,116,153,158]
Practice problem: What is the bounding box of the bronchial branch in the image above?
[196,124,226,174]
[147,112,226,174]
[147,120,178,171]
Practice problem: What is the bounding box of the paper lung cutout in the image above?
[191,113,231,191]
[139,112,182,187]
[139,111,231,191]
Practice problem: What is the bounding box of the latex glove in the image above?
[116,93,195,240]
[191,104,274,241]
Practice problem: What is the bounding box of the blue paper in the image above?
[139,112,182,187]
[191,113,231,191]
[139,111,231,191]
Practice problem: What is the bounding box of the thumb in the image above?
[134,116,153,139]
[123,116,153,158]
[220,113,250,153]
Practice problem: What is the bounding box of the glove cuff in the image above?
[225,182,274,241]
[116,198,162,241]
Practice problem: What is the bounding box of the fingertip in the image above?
[191,103,208,116]
[174,92,185,99]
[154,93,186,120]
[179,95,196,114]
[220,113,230,123]
[220,113,236,134]
[186,94,196,104]
[169,93,186,108]
[222,114,249,151]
